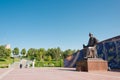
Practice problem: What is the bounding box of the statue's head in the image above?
[89,33,93,37]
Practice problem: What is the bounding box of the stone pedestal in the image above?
[76,58,108,72]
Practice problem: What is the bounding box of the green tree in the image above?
[57,47,62,60]
[0,46,11,58]
[12,47,19,55]
[5,48,11,58]
[44,55,52,61]
[0,46,6,58]
[45,47,62,61]
[54,47,62,60]
[21,48,26,56]
[36,48,46,61]
[46,48,55,60]
[48,55,52,61]
[63,49,76,59]
[27,48,37,60]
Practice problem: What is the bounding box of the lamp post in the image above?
[60,53,61,67]
[11,52,15,63]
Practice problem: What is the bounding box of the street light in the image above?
[60,53,61,67]
[11,52,15,63]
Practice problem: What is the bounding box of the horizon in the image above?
[2,34,120,51]
[0,0,120,51]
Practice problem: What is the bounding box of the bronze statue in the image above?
[83,33,98,58]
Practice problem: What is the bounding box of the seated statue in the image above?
[83,33,98,58]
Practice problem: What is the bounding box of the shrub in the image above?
[35,60,63,67]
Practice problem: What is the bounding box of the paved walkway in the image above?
[0,67,120,80]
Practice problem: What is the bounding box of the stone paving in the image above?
[0,67,120,80]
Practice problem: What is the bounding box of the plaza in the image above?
[0,67,120,80]
[0,0,120,80]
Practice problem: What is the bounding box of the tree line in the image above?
[0,45,77,61]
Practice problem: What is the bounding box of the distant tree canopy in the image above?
[36,48,46,61]
[21,48,26,56]
[63,49,76,59]
[0,45,11,58]
[46,47,62,61]
[26,47,76,61]
[0,45,77,61]
[27,48,36,60]
[12,47,19,55]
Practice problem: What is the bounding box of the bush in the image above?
[0,58,6,61]
[0,64,8,68]
[35,60,64,67]
[0,58,19,68]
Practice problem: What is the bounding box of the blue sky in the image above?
[0,0,120,51]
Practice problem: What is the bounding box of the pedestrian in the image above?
[20,63,22,69]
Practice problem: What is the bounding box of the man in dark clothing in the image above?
[83,33,98,58]
[88,33,98,47]
[20,63,22,69]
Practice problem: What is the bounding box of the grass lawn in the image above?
[0,58,20,68]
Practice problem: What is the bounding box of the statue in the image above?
[83,33,98,58]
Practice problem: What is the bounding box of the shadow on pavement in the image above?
[110,69,120,72]
[57,68,76,72]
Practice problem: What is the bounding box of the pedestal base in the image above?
[76,58,108,72]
